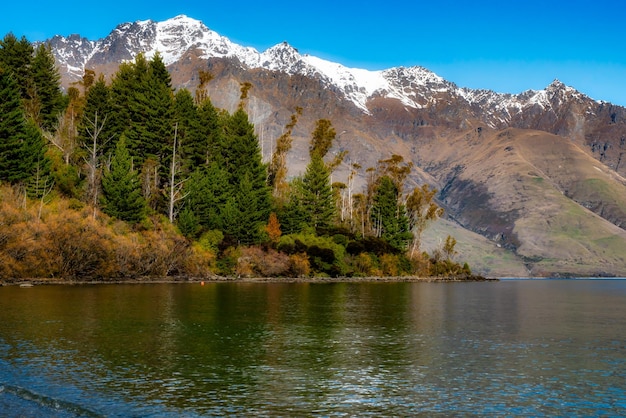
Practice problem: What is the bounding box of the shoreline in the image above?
[1,275,496,286]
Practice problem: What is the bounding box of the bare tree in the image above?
[168,123,188,223]
[83,111,112,218]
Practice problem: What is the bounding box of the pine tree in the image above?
[224,173,265,245]
[30,43,66,131]
[100,136,146,223]
[174,89,203,172]
[22,120,51,186]
[124,54,174,165]
[278,178,309,234]
[109,54,174,213]
[371,176,412,252]
[0,33,33,100]
[222,108,267,185]
[108,62,136,140]
[221,108,272,242]
[182,164,229,232]
[300,154,335,230]
[0,69,48,184]
[149,52,171,88]
[196,98,224,165]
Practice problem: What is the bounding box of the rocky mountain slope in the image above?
[46,15,626,276]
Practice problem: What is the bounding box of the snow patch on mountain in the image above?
[48,15,594,117]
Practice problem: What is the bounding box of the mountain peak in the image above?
[549,78,564,87]
[260,42,301,70]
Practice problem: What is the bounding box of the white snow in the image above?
[51,15,594,117]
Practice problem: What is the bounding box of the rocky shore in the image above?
[1,275,496,286]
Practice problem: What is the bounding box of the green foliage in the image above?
[309,118,335,160]
[79,75,115,159]
[0,69,30,182]
[0,33,34,99]
[177,206,201,238]
[108,54,174,169]
[100,137,147,223]
[295,155,335,230]
[174,89,203,172]
[182,164,229,232]
[0,69,49,184]
[198,229,224,252]
[278,233,347,277]
[30,43,66,130]
[278,178,309,234]
[371,176,412,251]
[196,99,224,165]
[219,108,271,244]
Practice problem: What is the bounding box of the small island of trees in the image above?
[0,33,474,281]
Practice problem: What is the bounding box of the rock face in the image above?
[46,15,626,276]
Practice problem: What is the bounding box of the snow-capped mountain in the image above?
[48,15,593,117]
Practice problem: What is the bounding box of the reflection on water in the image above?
[0,280,624,416]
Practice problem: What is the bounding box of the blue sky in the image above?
[4,0,626,106]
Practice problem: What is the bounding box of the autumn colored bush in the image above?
[289,253,310,277]
[0,186,216,280]
[183,243,216,278]
[351,252,380,277]
[235,246,290,277]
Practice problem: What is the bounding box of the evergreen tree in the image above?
[108,62,136,139]
[0,69,48,183]
[220,107,272,242]
[149,52,172,88]
[22,120,51,185]
[220,197,242,245]
[371,176,411,252]
[174,89,203,172]
[299,154,335,230]
[0,33,33,99]
[222,174,269,245]
[124,54,174,165]
[109,54,174,213]
[177,205,201,238]
[278,177,309,234]
[182,164,229,232]
[222,108,267,185]
[100,136,146,223]
[196,98,224,165]
[30,43,66,131]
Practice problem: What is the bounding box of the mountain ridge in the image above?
[47,14,611,118]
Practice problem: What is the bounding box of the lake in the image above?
[0,280,624,416]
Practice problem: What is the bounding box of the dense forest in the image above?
[0,33,472,280]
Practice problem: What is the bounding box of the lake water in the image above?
[0,280,624,416]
